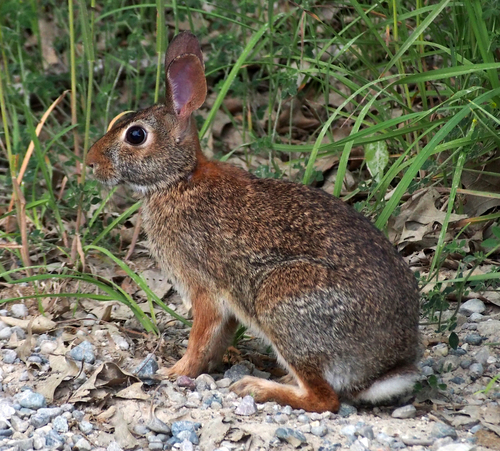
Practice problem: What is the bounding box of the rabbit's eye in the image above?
[125,126,147,145]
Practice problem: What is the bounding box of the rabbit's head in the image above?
[86,32,207,194]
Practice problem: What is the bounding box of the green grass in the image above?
[1,0,500,331]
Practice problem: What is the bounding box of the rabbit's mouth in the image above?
[90,164,121,187]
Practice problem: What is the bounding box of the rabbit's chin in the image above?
[95,175,152,196]
[94,176,120,188]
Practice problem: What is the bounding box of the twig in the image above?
[11,179,32,276]
[125,210,142,261]
[9,91,69,209]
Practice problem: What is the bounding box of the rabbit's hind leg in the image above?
[230,261,342,411]
[231,372,340,413]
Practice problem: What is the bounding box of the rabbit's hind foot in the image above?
[231,374,340,413]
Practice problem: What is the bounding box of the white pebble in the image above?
[40,340,58,355]
[469,312,483,322]
[235,395,257,416]
[111,334,129,351]
[216,378,232,388]
[392,405,416,419]
[0,327,12,340]
[459,298,485,316]
[433,343,449,357]
[179,439,193,451]
[11,304,28,318]
[107,441,123,451]
[436,444,476,451]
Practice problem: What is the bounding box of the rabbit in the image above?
[86,31,421,413]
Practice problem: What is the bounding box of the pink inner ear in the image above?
[168,56,205,118]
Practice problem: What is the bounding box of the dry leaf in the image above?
[96,406,116,423]
[483,405,500,426]
[16,317,36,363]
[0,315,56,333]
[115,382,149,401]
[199,417,231,451]
[277,99,320,133]
[478,291,500,308]
[69,362,140,403]
[137,268,172,299]
[109,303,136,321]
[481,420,500,438]
[462,159,500,217]
[476,429,500,447]
[388,188,467,247]
[36,355,79,404]
[225,428,249,443]
[111,409,139,449]
[322,168,356,195]
[38,19,63,71]
[443,405,481,428]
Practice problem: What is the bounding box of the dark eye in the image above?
[125,126,147,145]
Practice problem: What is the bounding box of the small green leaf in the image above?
[482,238,499,249]
[449,332,459,350]
[492,226,500,239]
[364,141,389,183]
[428,374,438,388]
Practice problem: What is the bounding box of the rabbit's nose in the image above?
[87,161,99,171]
[86,146,99,167]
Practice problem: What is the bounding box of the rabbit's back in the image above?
[144,160,416,296]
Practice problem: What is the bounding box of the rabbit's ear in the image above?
[165,31,203,71]
[165,32,206,119]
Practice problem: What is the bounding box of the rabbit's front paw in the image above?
[157,357,201,380]
[156,366,179,380]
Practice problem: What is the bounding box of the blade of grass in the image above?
[23,104,67,244]
[68,0,79,175]
[383,0,451,75]
[375,87,500,229]
[155,0,166,102]
[89,201,141,246]
[302,74,397,187]
[85,244,190,327]
[429,143,469,276]
[86,187,118,229]
[394,62,500,85]
[464,0,499,91]
[199,20,271,139]
[2,270,158,333]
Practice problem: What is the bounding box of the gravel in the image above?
[459,299,486,316]
[392,404,417,419]
[10,304,29,319]
[69,340,96,364]
[235,395,258,416]
[0,301,498,451]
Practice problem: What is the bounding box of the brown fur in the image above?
[231,374,340,412]
[87,32,421,412]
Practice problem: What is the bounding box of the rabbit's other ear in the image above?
[165,32,207,119]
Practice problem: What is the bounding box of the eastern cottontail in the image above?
[87,32,421,412]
